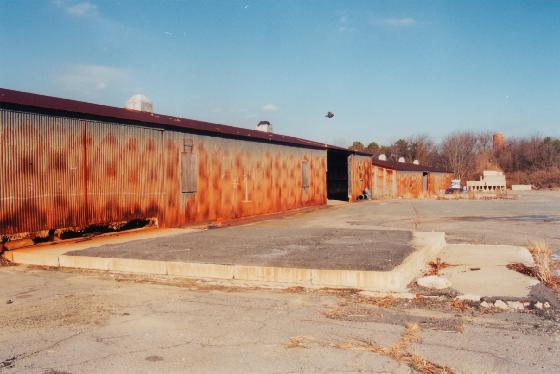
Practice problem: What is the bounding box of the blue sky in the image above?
[1,0,559,145]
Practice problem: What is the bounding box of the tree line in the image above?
[349,132,560,188]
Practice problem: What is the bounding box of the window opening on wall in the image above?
[181,138,197,194]
[302,160,310,189]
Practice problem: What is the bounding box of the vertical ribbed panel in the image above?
[0,110,86,234]
[1,108,328,236]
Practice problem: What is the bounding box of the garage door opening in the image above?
[327,149,349,201]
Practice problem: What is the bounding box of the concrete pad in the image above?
[6,228,446,293]
[442,244,534,267]
[65,227,415,271]
[440,244,539,297]
[443,267,538,297]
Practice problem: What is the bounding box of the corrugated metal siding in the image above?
[396,171,424,198]
[0,111,87,233]
[348,155,372,201]
[0,108,327,236]
[372,165,396,198]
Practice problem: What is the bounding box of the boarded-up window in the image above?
[181,152,198,194]
[302,160,310,189]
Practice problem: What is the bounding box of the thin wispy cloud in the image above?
[261,103,280,112]
[55,64,129,95]
[371,17,417,28]
[54,1,99,17]
[67,2,98,17]
[338,14,356,32]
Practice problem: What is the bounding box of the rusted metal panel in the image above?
[348,155,373,201]
[428,172,453,195]
[396,171,424,198]
[0,110,87,234]
[0,108,327,236]
[371,165,396,198]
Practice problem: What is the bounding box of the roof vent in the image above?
[412,159,419,165]
[398,156,406,163]
[378,154,387,161]
[256,120,273,133]
[125,94,153,113]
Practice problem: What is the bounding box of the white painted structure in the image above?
[256,121,273,133]
[511,184,532,191]
[467,170,506,192]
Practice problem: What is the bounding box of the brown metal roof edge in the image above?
[371,158,451,173]
[0,87,362,153]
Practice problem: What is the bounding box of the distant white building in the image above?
[467,170,506,192]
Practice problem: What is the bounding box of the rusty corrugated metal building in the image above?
[0,88,372,238]
[371,159,452,199]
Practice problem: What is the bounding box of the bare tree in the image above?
[440,132,482,181]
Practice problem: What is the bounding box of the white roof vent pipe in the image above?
[256,120,273,133]
[126,94,153,113]
[378,154,387,161]
[413,159,420,165]
[398,156,406,163]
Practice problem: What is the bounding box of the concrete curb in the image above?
[9,231,446,292]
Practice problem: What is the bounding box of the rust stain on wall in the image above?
[396,171,424,198]
[348,155,373,201]
[0,109,327,236]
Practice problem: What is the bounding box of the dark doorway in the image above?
[327,149,349,201]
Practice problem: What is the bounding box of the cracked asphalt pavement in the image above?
[1,190,560,373]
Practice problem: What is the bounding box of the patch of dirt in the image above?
[2,294,111,329]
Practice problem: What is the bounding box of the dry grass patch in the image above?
[508,241,560,292]
[285,335,314,349]
[0,255,15,266]
[283,286,307,294]
[347,295,397,308]
[424,258,453,276]
[336,323,454,374]
[450,299,470,312]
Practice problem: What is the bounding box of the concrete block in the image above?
[110,258,167,275]
[59,255,112,271]
[11,251,59,267]
[511,184,532,191]
[167,262,235,280]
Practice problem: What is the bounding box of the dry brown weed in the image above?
[285,335,314,349]
[336,323,454,374]
[508,241,560,292]
[424,258,452,276]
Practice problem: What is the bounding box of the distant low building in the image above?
[371,157,453,198]
[467,170,506,192]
